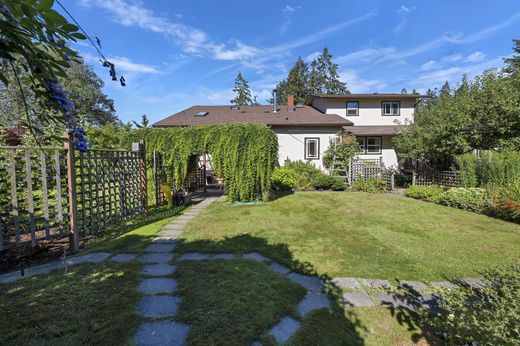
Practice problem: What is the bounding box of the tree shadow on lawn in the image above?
[176,234,368,345]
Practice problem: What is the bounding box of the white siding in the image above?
[357,136,398,168]
[273,126,339,170]
[322,98,415,125]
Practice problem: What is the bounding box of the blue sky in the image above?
[65,0,520,124]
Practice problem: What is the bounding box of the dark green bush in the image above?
[284,160,322,191]
[331,177,347,191]
[404,185,445,202]
[394,173,413,188]
[271,167,297,191]
[419,264,520,345]
[311,174,336,190]
[439,187,491,214]
[352,178,387,193]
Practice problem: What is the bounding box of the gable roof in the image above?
[305,93,427,105]
[153,105,353,127]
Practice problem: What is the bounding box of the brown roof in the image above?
[153,105,353,127]
[343,125,408,136]
[305,93,428,104]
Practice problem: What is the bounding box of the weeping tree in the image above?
[125,124,279,202]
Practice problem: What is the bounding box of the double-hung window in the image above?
[357,136,382,154]
[304,138,320,160]
[382,101,400,116]
[346,101,359,116]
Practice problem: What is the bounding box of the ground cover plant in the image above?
[352,177,387,193]
[404,185,444,203]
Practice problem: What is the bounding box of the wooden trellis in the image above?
[0,140,147,252]
[413,170,461,187]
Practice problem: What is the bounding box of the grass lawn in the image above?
[179,191,520,280]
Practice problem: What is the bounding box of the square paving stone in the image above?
[332,277,361,289]
[25,261,64,277]
[341,292,374,307]
[0,271,21,284]
[137,296,182,318]
[138,253,174,264]
[152,237,179,244]
[141,264,177,276]
[242,252,270,262]
[401,280,428,291]
[110,253,137,263]
[372,293,417,310]
[172,219,190,225]
[269,316,300,344]
[431,281,458,289]
[287,273,324,292]
[162,224,184,230]
[138,278,178,294]
[179,253,209,261]
[176,215,194,220]
[134,321,190,346]
[297,292,331,316]
[463,278,485,288]
[66,252,111,265]
[145,243,177,253]
[360,278,392,289]
[268,263,291,275]
[157,231,183,238]
[210,253,235,260]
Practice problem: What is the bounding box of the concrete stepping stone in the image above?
[134,321,190,346]
[268,263,290,275]
[341,292,374,307]
[145,243,177,253]
[401,280,428,290]
[176,215,194,220]
[138,278,178,294]
[210,253,235,260]
[0,271,21,284]
[372,293,417,310]
[66,252,111,265]
[141,264,177,276]
[269,316,300,344]
[171,219,190,225]
[152,237,179,244]
[179,253,210,261]
[463,278,485,288]
[242,252,270,262]
[25,261,64,277]
[138,253,174,264]
[431,281,458,289]
[287,272,323,292]
[158,230,183,237]
[137,296,182,318]
[332,277,361,289]
[110,253,137,263]
[297,292,331,316]
[360,278,392,289]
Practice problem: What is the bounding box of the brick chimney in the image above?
[287,95,294,111]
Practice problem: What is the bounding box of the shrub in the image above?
[404,185,445,203]
[439,187,491,213]
[352,178,387,193]
[331,177,347,191]
[491,183,520,222]
[271,167,297,191]
[456,150,520,188]
[311,174,336,190]
[419,264,520,345]
[394,173,413,188]
[284,160,322,191]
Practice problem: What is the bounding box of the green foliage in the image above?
[311,174,336,190]
[272,57,309,105]
[331,177,347,191]
[322,133,359,170]
[404,185,445,202]
[394,173,412,188]
[352,178,387,193]
[457,151,520,188]
[283,160,322,191]
[439,187,491,214]
[87,123,132,148]
[132,114,149,129]
[230,72,254,106]
[271,167,297,191]
[420,264,520,345]
[124,124,278,202]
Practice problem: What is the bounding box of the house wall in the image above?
[356,135,398,168]
[320,98,415,125]
[273,126,339,169]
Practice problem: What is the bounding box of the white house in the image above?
[153,93,424,169]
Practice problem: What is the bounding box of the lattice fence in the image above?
[413,170,461,188]
[349,158,383,182]
[0,143,147,251]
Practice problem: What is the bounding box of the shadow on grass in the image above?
[175,234,367,345]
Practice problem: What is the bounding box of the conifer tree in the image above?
[308,47,348,95]
[273,57,309,104]
[230,72,253,106]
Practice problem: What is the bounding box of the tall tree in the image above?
[230,72,253,106]
[133,114,150,128]
[401,88,408,94]
[274,57,309,105]
[308,47,348,95]
[504,39,520,73]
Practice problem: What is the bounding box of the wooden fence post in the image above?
[412,171,417,185]
[133,141,148,215]
[64,133,79,253]
[391,173,395,190]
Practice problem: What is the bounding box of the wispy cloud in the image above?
[280,4,301,35]
[394,5,415,35]
[339,69,388,93]
[465,51,486,63]
[446,12,520,43]
[81,51,161,74]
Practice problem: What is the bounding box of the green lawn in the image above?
[179,191,520,280]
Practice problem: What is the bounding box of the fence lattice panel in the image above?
[414,170,461,187]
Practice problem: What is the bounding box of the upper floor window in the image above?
[382,101,400,116]
[304,138,320,160]
[346,101,359,116]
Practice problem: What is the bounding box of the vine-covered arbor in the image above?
[126,124,279,202]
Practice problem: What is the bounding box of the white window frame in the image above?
[382,101,400,116]
[356,137,365,153]
[304,137,320,160]
[346,101,359,116]
[357,136,382,154]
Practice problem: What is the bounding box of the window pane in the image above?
[366,137,381,153]
[357,137,365,153]
[392,102,399,114]
[305,139,319,159]
[384,103,391,114]
[347,101,358,109]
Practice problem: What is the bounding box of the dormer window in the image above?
[346,101,359,116]
[382,101,400,116]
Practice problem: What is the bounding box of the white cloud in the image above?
[80,52,160,74]
[465,51,486,63]
[441,53,464,63]
[394,5,416,35]
[420,60,438,71]
[339,69,388,93]
[448,12,520,43]
[280,5,301,34]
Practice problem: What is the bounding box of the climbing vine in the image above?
[125,124,279,202]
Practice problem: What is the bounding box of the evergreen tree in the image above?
[504,39,520,73]
[133,114,149,128]
[456,74,470,95]
[308,47,348,95]
[273,57,309,104]
[439,81,451,97]
[230,72,253,106]
[401,88,408,94]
